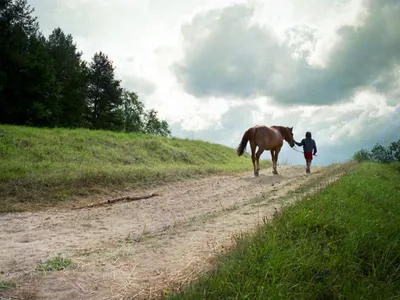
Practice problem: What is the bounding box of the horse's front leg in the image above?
[270,150,276,174]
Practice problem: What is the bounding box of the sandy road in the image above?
[0,164,349,300]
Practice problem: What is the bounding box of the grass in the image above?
[0,280,16,290]
[0,125,268,212]
[167,161,400,300]
[36,254,78,273]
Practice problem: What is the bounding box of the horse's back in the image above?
[254,125,279,137]
[253,125,283,149]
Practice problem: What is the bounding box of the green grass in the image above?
[36,254,78,273]
[168,162,400,300]
[0,280,16,290]
[0,125,268,212]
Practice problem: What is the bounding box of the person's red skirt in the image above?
[304,152,313,160]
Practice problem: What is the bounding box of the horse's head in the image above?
[284,127,295,147]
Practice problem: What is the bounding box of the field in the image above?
[0,125,267,212]
[1,125,398,300]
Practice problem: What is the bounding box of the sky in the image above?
[29,0,400,166]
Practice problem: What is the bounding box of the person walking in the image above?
[295,131,317,173]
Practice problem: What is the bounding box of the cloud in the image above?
[170,102,261,147]
[174,0,400,106]
[122,75,157,96]
[173,5,284,100]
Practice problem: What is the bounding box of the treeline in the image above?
[353,139,400,163]
[0,0,170,136]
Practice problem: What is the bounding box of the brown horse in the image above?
[236,125,295,176]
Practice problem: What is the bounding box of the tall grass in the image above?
[168,162,400,299]
[0,125,267,212]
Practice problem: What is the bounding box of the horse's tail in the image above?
[236,128,252,156]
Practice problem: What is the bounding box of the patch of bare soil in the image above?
[0,164,351,300]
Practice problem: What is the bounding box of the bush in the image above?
[371,143,393,163]
[352,149,371,162]
[389,140,400,161]
[353,139,400,164]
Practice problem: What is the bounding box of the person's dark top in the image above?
[295,138,317,154]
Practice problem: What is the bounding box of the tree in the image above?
[143,109,171,137]
[0,0,39,124]
[370,143,392,163]
[0,0,59,126]
[120,89,145,132]
[86,51,123,130]
[23,34,60,126]
[46,27,88,127]
[353,149,372,162]
[0,1,172,134]
[389,139,400,161]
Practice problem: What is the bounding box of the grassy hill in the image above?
[168,161,400,300]
[0,125,267,212]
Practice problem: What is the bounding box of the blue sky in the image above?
[29,0,400,166]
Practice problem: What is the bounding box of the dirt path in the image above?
[0,164,351,300]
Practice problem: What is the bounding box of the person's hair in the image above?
[305,131,312,139]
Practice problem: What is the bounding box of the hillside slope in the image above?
[0,125,267,212]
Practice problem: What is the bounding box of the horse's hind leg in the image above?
[256,148,264,175]
[250,142,258,176]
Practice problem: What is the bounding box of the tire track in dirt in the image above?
[0,163,353,300]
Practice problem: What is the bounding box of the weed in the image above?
[126,223,149,243]
[36,254,78,273]
[0,280,16,290]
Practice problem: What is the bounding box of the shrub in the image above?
[370,143,393,163]
[352,149,371,162]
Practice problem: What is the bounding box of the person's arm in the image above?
[313,140,317,155]
[294,139,303,147]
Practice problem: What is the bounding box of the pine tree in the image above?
[0,0,40,124]
[47,27,88,127]
[24,34,60,126]
[0,0,58,126]
[0,1,172,134]
[86,51,123,130]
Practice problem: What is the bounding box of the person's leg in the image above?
[307,157,313,173]
[304,152,311,173]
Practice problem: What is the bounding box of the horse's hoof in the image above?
[272,170,278,175]
[254,171,259,177]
